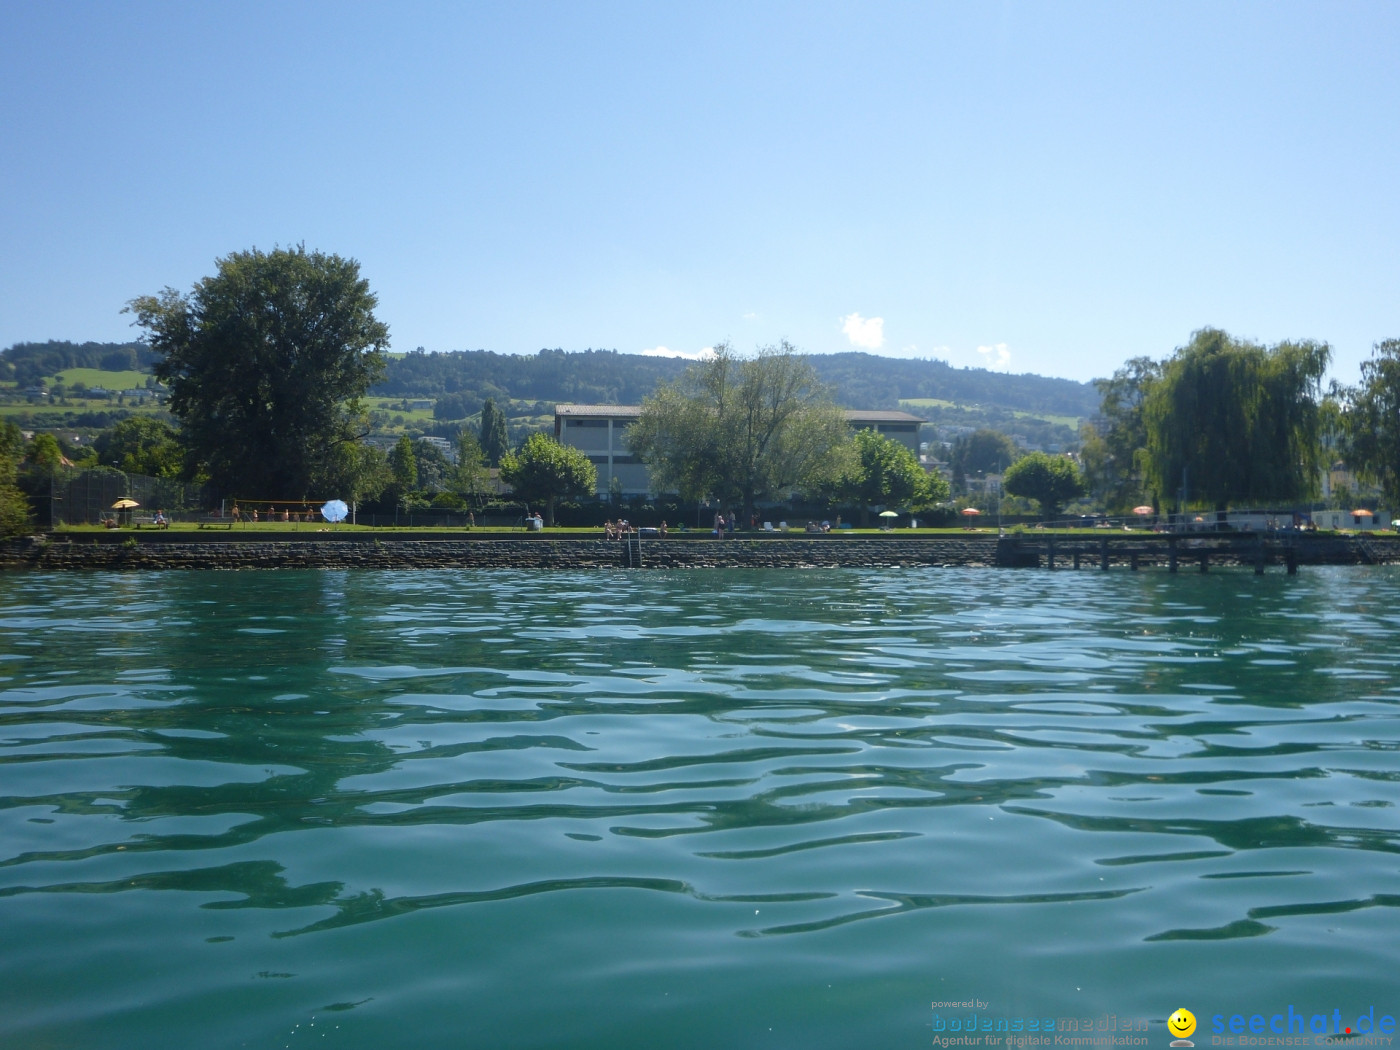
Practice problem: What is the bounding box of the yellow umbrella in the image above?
[112,498,140,510]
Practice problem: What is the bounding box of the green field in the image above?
[0,401,165,421]
[1011,408,1081,428]
[899,398,1081,431]
[55,368,152,389]
[898,398,958,410]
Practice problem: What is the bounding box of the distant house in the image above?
[1311,508,1387,532]
[843,410,924,453]
[553,404,927,498]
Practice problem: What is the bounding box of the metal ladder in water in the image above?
[1356,535,1385,564]
[623,532,642,568]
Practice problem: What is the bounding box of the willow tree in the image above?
[627,341,848,519]
[1344,338,1400,507]
[1143,328,1330,511]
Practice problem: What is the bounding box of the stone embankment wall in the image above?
[1,535,1001,571]
[1,533,1395,572]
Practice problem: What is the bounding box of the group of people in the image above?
[229,505,318,523]
[604,519,668,539]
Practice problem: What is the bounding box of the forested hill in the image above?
[0,340,158,385]
[0,340,1100,418]
[807,352,1096,416]
[373,348,1099,417]
[376,349,688,408]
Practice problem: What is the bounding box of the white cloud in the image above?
[840,312,885,350]
[640,345,714,360]
[976,343,1012,371]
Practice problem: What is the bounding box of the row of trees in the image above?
[1085,328,1400,515]
[119,247,959,524]
[116,246,1398,526]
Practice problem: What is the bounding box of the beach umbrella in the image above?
[878,510,899,518]
[321,499,349,523]
[1133,505,1154,515]
[1353,509,1373,516]
[111,498,140,510]
[961,507,981,516]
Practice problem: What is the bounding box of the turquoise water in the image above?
[1,567,1398,1049]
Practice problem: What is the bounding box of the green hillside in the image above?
[2,340,1101,450]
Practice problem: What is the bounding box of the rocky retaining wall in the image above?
[1,536,1002,571]
[1,534,1394,572]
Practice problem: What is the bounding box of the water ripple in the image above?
[2,566,1399,1047]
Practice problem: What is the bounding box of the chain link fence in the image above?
[43,467,219,526]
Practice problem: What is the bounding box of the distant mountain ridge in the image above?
[1,341,1100,419]
[373,348,1099,417]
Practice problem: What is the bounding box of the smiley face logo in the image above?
[1169,1009,1197,1043]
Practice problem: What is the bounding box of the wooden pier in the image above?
[996,533,1307,573]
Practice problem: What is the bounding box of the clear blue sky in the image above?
[2,1,1396,385]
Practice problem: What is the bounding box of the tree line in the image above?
[7,246,1397,534]
[1084,328,1400,516]
[375,347,1098,419]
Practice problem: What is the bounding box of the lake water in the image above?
[1,567,1398,1049]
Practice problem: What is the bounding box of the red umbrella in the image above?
[961,507,981,516]
[1133,505,1154,515]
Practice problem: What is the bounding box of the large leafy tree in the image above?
[499,432,597,525]
[1143,328,1330,511]
[627,341,848,519]
[94,416,183,478]
[1343,338,1400,507]
[127,246,390,498]
[837,428,948,523]
[1003,451,1086,520]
